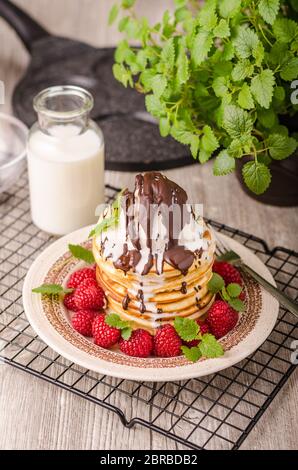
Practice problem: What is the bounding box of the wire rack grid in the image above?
[0,172,297,450]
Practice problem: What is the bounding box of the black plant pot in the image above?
[236,114,298,206]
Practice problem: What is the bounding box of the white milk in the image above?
[27,123,104,235]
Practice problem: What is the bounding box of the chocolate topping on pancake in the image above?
[119,172,194,274]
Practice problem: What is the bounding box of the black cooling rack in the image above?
[0,172,297,450]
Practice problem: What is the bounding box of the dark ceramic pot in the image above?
[236,115,298,206]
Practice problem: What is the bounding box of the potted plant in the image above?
[109,0,298,205]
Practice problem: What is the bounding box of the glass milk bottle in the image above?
[27,85,104,235]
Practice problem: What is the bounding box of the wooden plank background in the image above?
[0,0,297,450]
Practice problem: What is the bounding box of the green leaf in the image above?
[227,283,242,298]
[222,42,235,61]
[251,69,275,109]
[176,41,189,85]
[159,117,170,137]
[231,60,254,81]
[112,63,132,87]
[258,108,277,128]
[273,86,285,102]
[253,41,265,67]
[280,57,298,81]
[268,42,291,67]
[68,244,95,264]
[258,0,280,25]
[89,217,115,238]
[122,0,135,8]
[140,70,156,91]
[32,284,73,295]
[108,4,119,25]
[105,313,130,330]
[213,61,233,77]
[212,76,229,97]
[233,27,259,59]
[181,346,202,363]
[118,16,129,32]
[198,148,212,164]
[197,0,217,30]
[214,19,230,38]
[213,150,235,176]
[219,0,241,18]
[201,125,219,154]
[199,334,224,358]
[273,18,298,44]
[267,134,297,160]
[208,273,225,294]
[145,94,164,117]
[151,74,167,97]
[161,38,175,70]
[242,161,272,195]
[190,135,200,159]
[115,40,131,63]
[174,0,186,7]
[238,83,254,110]
[221,285,230,301]
[174,317,199,342]
[121,327,132,341]
[223,105,253,139]
[192,31,213,65]
[171,121,194,145]
[228,298,245,312]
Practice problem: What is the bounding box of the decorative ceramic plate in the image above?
[23,226,279,382]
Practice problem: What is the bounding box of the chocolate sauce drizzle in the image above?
[181,282,187,294]
[113,172,195,276]
[122,294,130,310]
[137,289,146,313]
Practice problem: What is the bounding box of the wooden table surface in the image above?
[0,0,297,450]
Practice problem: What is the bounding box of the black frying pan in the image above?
[0,0,194,171]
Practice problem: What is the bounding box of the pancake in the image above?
[92,172,216,333]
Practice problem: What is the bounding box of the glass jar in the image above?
[27,85,105,235]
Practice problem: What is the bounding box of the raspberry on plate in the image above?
[72,310,97,336]
[207,300,239,339]
[213,261,243,286]
[92,314,120,348]
[63,292,79,311]
[154,324,182,357]
[67,267,96,289]
[185,319,210,347]
[74,279,106,310]
[119,329,153,358]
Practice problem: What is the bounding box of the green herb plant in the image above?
[110,0,298,194]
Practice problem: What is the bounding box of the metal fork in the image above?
[211,228,298,319]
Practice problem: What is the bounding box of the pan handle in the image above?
[0,0,49,52]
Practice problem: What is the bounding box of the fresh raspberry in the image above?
[119,329,153,358]
[185,320,210,347]
[207,300,239,339]
[74,279,106,310]
[92,314,120,348]
[213,261,243,286]
[67,267,96,289]
[63,292,79,311]
[72,310,97,336]
[154,324,182,357]
[239,290,246,301]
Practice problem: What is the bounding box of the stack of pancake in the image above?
[92,172,215,334]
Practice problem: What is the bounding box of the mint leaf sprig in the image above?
[110,1,298,196]
[32,284,73,295]
[89,189,124,238]
[105,313,132,340]
[174,317,224,363]
[68,244,95,264]
[208,273,245,312]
